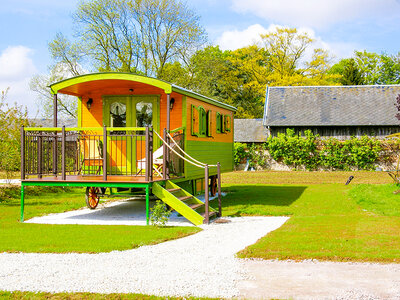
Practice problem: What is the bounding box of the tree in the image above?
[0,88,30,180]
[52,0,206,77]
[260,27,337,86]
[340,58,364,85]
[30,64,79,119]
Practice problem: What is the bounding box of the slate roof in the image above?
[29,119,77,127]
[263,85,400,127]
[234,119,267,143]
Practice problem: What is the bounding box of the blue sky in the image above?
[1,0,400,115]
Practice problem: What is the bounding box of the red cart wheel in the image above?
[210,176,217,197]
[85,187,100,209]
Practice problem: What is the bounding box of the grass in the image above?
[0,291,215,299]
[0,186,200,253]
[212,171,400,263]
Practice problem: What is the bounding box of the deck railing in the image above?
[21,126,164,181]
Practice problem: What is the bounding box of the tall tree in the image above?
[32,0,206,119]
[0,88,30,179]
[340,58,364,85]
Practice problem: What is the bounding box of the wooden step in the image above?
[189,203,204,210]
[178,195,192,202]
[201,211,218,218]
[166,188,181,193]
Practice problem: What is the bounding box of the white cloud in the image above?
[217,24,269,50]
[0,46,38,116]
[231,0,400,28]
[216,24,359,61]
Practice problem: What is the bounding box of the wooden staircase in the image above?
[152,181,218,225]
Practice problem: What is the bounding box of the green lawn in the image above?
[0,291,214,300]
[0,186,200,253]
[212,171,400,263]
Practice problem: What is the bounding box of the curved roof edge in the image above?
[50,72,236,112]
[49,72,173,95]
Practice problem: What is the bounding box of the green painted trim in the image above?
[21,181,151,188]
[20,186,24,222]
[170,126,184,133]
[77,97,82,128]
[152,182,204,225]
[146,185,150,225]
[50,73,173,95]
[172,86,236,112]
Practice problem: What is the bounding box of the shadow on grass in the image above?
[216,185,307,216]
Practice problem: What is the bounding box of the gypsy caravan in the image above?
[20,73,235,225]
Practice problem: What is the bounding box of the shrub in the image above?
[150,200,171,227]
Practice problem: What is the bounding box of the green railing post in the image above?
[20,126,25,180]
[146,185,150,225]
[204,164,209,224]
[217,162,222,217]
[20,185,24,222]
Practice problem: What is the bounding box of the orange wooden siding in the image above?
[186,97,234,143]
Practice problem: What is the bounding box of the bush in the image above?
[150,200,171,226]
[234,129,389,171]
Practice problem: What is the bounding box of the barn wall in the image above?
[268,126,400,140]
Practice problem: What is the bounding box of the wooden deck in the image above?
[22,175,163,184]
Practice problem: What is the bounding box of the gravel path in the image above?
[238,259,400,300]
[0,216,288,298]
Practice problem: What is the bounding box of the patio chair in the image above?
[78,138,103,175]
[137,146,164,177]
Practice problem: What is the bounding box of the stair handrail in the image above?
[153,129,222,224]
[153,130,217,169]
[167,131,212,168]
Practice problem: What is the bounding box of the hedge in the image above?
[235,129,400,171]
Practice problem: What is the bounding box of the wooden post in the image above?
[20,126,25,180]
[162,128,168,180]
[53,94,57,127]
[61,126,66,180]
[37,132,42,179]
[166,94,170,132]
[217,162,222,217]
[146,185,150,225]
[103,125,107,181]
[53,131,58,176]
[204,164,209,224]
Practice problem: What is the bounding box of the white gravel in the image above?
[0,216,289,298]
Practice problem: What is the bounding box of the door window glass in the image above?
[110,102,126,127]
[136,102,153,128]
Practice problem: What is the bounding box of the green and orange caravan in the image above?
[20,73,236,225]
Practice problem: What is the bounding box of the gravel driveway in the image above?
[0,217,288,298]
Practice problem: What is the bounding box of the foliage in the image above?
[340,58,364,85]
[266,129,382,170]
[150,200,171,226]
[235,129,384,171]
[0,88,30,179]
[51,0,206,77]
[0,188,199,253]
[331,50,400,85]
[233,143,247,165]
